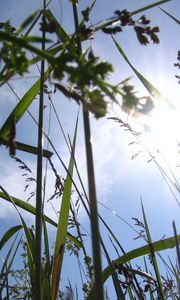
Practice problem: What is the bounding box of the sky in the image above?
[0,0,180,298]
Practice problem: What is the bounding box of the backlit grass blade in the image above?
[0,68,51,140]
[141,201,165,299]
[87,235,180,299]
[0,225,22,250]
[0,191,82,249]
[51,116,78,300]
[0,138,53,158]
[112,36,175,108]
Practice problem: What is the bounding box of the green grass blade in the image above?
[42,221,51,300]
[29,43,63,66]
[127,286,135,300]
[0,138,53,158]
[24,0,53,37]
[44,9,70,42]
[0,191,82,249]
[0,234,21,297]
[112,36,175,108]
[141,201,165,299]
[87,235,180,299]
[173,221,180,271]
[0,187,35,283]
[43,221,50,273]
[51,116,78,300]
[21,36,52,43]
[160,8,180,25]
[100,238,125,299]
[169,258,180,297]
[0,68,51,140]
[0,225,22,250]
[144,257,156,300]
[16,11,40,34]
[0,31,55,63]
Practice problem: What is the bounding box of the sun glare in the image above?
[142,103,180,165]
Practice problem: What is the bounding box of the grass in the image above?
[0,0,179,299]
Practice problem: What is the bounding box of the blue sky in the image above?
[0,0,180,298]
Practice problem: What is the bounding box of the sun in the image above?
[141,102,180,165]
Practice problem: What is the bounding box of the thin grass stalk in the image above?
[72,3,104,299]
[24,0,54,36]
[35,1,46,299]
[5,263,9,300]
[144,257,156,300]
[100,218,142,298]
[141,201,165,300]
[100,237,125,299]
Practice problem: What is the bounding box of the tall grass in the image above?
[0,1,179,299]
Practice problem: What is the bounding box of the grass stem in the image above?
[34,1,46,299]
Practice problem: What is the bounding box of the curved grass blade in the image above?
[0,193,82,249]
[0,225,22,251]
[112,36,175,109]
[51,115,78,300]
[87,235,180,299]
[0,68,51,140]
[103,235,180,281]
